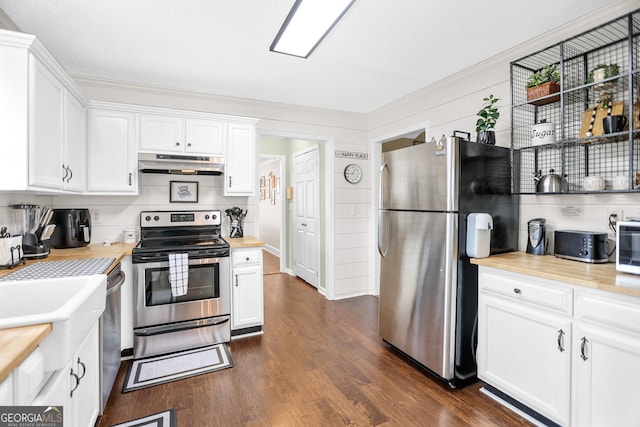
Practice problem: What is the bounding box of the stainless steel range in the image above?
[132,210,230,359]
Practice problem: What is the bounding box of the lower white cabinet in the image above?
[478,267,640,427]
[572,289,640,427]
[478,269,572,425]
[230,248,264,333]
[30,322,100,427]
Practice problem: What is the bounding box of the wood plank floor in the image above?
[97,273,529,426]
[262,250,280,275]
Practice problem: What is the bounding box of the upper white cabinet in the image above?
[139,114,225,155]
[0,30,88,192]
[225,122,256,196]
[87,105,138,194]
[0,31,87,192]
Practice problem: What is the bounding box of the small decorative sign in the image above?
[335,150,368,160]
[170,181,198,203]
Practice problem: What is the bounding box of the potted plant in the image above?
[476,94,500,144]
[587,63,619,90]
[526,64,561,106]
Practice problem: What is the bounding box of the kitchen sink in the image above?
[0,275,106,371]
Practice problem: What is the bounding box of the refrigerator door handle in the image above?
[378,162,390,257]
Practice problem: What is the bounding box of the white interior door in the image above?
[293,147,319,287]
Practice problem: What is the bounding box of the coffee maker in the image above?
[526,218,546,255]
[11,204,55,259]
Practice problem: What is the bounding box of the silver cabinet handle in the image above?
[69,369,80,398]
[513,288,521,294]
[580,337,589,361]
[66,166,73,183]
[62,164,69,182]
[187,142,192,147]
[175,142,180,146]
[128,172,132,186]
[235,274,238,287]
[228,176,232,187]
[557,329,565,352]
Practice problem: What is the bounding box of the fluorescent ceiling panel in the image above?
[270,0,356,58]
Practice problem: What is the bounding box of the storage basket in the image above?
[0,236,24,268]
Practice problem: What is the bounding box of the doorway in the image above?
[256,132,332,297]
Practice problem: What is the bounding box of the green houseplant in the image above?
[587,63,619,89]
[526,64,561,106]
[476,94,500,144]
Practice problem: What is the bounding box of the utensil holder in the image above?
[0,236,25,268]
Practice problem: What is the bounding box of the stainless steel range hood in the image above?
[138,153,224,175]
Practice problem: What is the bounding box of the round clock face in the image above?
[344,164,362,184]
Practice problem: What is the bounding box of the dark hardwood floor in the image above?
[97,273,529,426]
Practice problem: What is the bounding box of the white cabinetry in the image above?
[478,267,640,427]
[225,122,256,196]
[87,106,138,194]
[230,248,263,334]
[478,269,572,426]
[0,30,87,193]
[572,290,640,427]
[69,323,100,427]
[139,113,225,155]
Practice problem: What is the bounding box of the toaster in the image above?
[554,230,609,263]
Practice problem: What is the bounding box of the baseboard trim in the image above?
[480,384,561,427]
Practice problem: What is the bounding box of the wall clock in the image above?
[343,164,362,184]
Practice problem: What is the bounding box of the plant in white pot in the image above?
[476,94,500,144]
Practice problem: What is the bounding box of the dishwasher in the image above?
[100,262,125,413]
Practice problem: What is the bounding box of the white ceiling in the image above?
[0,0,619,113]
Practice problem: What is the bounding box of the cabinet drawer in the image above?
[577,289,640,334]
[232,249,262,267]
[480,269,573,314]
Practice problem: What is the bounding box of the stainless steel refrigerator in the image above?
[378,135,518,387]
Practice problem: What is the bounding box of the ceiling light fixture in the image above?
[270,0,356,58]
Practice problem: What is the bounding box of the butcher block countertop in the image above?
[228,236,265,249]
[0,323,52,383]
[471,252,640,299]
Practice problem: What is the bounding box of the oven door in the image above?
[134,256,230,328]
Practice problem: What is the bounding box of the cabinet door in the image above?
[63,92,86,192]
[31,364,69,425]
[139,114,184,152]
[231,263,263,330]
[224,122,255,195]
[572,323,640,427]
[70,324,99,427]
[185,118,225,155]
[87,109,138,193]
[478,293,571,426]
[29,54,64,189]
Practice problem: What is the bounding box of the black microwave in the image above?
[617,221,640,275]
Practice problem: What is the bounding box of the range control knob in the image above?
[145,216,152,222]
[579,249,589,257]
[205,214,210,220]
[154,215,160,221]
[212,214,217,220]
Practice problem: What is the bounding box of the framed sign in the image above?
[170,181,198,203]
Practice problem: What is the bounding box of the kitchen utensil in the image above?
[583,175,605,191]
[534,169,568,193]
[40,224,56,241]
[526,218,546,255]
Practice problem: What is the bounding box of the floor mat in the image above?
[122,344,233,393]
[110,409,176,427]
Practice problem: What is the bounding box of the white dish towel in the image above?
[168,253,189,297]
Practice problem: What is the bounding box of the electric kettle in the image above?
[526,218,546,255]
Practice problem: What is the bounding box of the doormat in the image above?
[111,409,176,427]
[122,344,233,393]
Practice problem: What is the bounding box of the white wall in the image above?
[258,159,281,252]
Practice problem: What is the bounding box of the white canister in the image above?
[531,121,556,146]
[613,175,630,190]
[123,227,138,244]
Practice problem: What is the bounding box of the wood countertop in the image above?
[471,252,640,299]
[227,236,265,249]
[0,323,51,383]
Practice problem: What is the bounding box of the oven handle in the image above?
[133,254,229,263]
[134,316,230,336]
